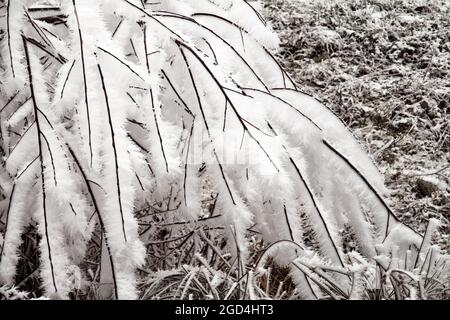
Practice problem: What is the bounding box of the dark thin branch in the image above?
[40,132,57,187]
[129,85,148,91]
[271,87,353,132]
[28,6,60,12]
[239,28,245,52]
[97,63,128,243]
[66,144,118,299]
[178,43,236,204]
[202,37,218,65]
[242,0,268,26]
[183,121,194,206]
[123,0,184,40]
[24,36,66,64]
[6,96,31,122]
[291,262,334,299]
[191,13,296,89]
[25,9,55,49]
[283,204,295,242]
[160,69,194,117]
[127,117,148,129]
[41,26,62,42]
[0,90,20,113]
[126,92,141,110]
[156,12,270,91]
[72,0,93,167]
[22,36,58,292]
[60,59,76,99]
[126,124,154,176]
[36,107,54,130]
[244,87,322,131]
[35,14,67,26]
[241,117,274,137]
[86,179,106,195]
[6,0,14,77]
[177,40,279,172]
[127,133,149,153]
[156,228,198,262]
[16,156,39,179]
[135,173,144,191]
[141,24,169,173]
[69,202,78,216]
[322,139,420,239]
[149,88,169,173]
[414,219,434,269]
[288,155,345,268]
[111,17,124,38]
[4,121,36,162]
[142,24,150,73]
[146,230,195,245]
[97,46,144,81]
[129,38,139,61]
[222,100,228,132]
[224,86,248,96]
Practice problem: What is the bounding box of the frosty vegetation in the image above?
[0,0,448,300]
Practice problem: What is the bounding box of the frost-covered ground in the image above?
[262,0,450,251]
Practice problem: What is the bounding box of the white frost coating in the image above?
[0,0,426,299]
